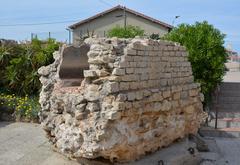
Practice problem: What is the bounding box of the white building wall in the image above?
[72,10,170,44]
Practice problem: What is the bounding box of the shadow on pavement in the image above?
[0,121,13,128]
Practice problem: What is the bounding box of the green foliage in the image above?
[107,25,145,38]
[150,33,160,40]
[164,21,228,100]
[0,93,40,121]
[0,38,60,96]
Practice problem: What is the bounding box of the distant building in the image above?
[68,5,173,45]
[226,49,240,62]
[225,49,240,71]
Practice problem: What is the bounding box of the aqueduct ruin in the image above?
[38,37,205,162]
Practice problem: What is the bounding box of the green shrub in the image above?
[0,93,40,121]
[164,21,228,101]
[107,25,145,38]
[0,38,60,95]
[150,33,160,40]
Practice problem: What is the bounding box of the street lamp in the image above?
[172,16,180,27]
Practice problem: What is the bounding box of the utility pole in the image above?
[48,32,51,39]
[123,6,127,29]
[66,28,71,45]
[31,33,34,41]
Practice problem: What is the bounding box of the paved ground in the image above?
[0,122,240,165]
[223,71,240,82]
[215,138,240,165]
[0,122,80,165]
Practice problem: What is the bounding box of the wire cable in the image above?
[0,20,79,27]
[99,0,114,7]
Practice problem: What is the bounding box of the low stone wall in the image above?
[38,37,205,162]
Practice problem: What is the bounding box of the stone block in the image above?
[127,92,136,101]
[126,68,134,74]
[173,92,181,100]
[125,48,137,55]
[112,68,125,76]
[83,70,97,78]
[163,90,171,98]
[119,82,130,91]
[189,89,198,97]
[106,82,119,93]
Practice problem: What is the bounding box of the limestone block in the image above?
[160,79,167,86]
[105,82,119,93]
[118,61,129,68]
[119,82,130,91]
[86,102,100,112]
[153,102,162,111]
[105,110,121,120]
[122,55,134,62]
[148,92,163,102]
[38,66,50,77]
[84,85,100,101]
[87,50,100,58]
[189,89,198,97]
[129,61,137,67]
[112,68,125,76]
[185,105,195,114]
[127,92,136,101]
[125,48,137,55]
[136,91,143,100]
[116,93,127,101]
[161,100,172,111]
[126,68,134,74]
[96,70,110,77]
[122,74,139,82]
[137,50,145,56]
[143,89,151,97]
[173,92,181,100]
[163,90,171,98]
[181,91,189,99]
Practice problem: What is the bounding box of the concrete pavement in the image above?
[0,122,240,165]
[0,122,80,165]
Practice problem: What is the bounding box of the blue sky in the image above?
[0,0,239,53]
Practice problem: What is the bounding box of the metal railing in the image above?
[213,85,221,129]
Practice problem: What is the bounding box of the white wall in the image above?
[72,9,170,44]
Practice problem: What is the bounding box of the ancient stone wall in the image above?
[38,37,205,162]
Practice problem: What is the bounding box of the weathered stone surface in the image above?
[38,38,205,163]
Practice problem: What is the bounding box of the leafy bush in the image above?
[150,33,160,40]
[107,25,145,38]
[164,21,228,100]
[0,93,40,121]
[0,38,60,95]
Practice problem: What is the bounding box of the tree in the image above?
[164,21,228,100]
[107,25,144,38]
